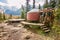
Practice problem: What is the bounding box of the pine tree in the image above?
[0,13,2,20]
[43,0,48,8]
[50,0,56,8]
[21,5,25,19]
[50,0,52,4]
[33,0,35,8]
[46,0,48,7]
[38,4,41,9]
[26,0,29,13]
[9,14,12,19]
[58,0,60,8]
[3,13,6,20]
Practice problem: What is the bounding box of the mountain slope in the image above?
[0,5,21,15]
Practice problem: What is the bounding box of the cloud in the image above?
[0,0,7,3]
[0,2,18,9]
[0,0,23,8]
[0,0,46,15]
[0,0,46,9]
[0,2,7,6]
[6,0,26,8]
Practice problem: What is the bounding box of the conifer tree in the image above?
[26,0,29,12]
[33,0,35,8]
[0,13,2,20]
[9,14,12,19]
[38,4,41,9]
[21,5,25,19]
[3,13,6,20]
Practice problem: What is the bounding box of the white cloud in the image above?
[0,0,45,9]
[0,2,7,6]
[0,0,24,8]
[6,0,26,8]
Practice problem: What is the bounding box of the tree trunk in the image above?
[33,0,35,8]
[45,0,48,7]
[38,4,41,9]
[26,0,29,13]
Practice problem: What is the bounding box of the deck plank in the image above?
[21,21,44,26]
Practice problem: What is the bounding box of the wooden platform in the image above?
[21,21,44,26]
[21,21,50,33]
[8,19,25,21]
[4,19,25,23]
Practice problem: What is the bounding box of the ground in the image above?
[0,22,58,40]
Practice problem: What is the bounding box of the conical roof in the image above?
[27,9,40,13]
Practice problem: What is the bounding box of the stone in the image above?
[25,35,31,39]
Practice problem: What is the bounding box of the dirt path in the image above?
[0,23,54,40]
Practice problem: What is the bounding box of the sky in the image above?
[0,0,46,9]
[0,0,50,15]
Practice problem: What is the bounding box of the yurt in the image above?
[27,9,40,22]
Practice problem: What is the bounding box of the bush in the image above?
[55,8,60,20]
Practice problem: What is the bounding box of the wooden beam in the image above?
[21,21,44,26]
[8,19,25,21]
[4,19,25,23]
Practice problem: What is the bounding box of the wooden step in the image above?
[44,29,50,33]
[41,26,50,32]
[41,26,47,28]
[21,21,44,26]
[42,28,48,30]
[42,27,50,32]
[41,26,48,30]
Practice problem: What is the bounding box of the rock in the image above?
[0,28,3,32]
[25,35,31,39]
[0,34,3,38]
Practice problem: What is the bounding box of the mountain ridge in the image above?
[0,5,21,15]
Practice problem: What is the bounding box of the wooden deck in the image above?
[21,21,44,26]
[4,19,25,23]
[8,19,25,21]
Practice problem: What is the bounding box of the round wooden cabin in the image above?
[27,9,40,22]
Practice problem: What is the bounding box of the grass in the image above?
[25,18,60,40]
